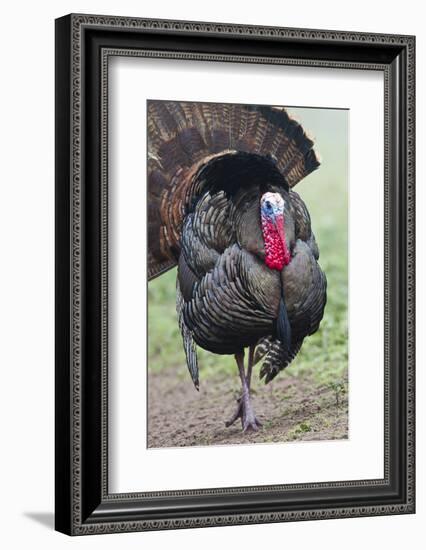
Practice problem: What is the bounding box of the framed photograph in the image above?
[55,14,415,535]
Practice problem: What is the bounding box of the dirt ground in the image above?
[148,365,348,448]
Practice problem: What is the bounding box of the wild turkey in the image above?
[148,100,327,432]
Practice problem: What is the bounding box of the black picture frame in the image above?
[55,13,415,535]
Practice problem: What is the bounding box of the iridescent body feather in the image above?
[148,101,327,431]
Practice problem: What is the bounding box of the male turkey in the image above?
[148,100,327,432]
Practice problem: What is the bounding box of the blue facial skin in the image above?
[261,199,283,220]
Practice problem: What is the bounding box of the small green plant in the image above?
[296,421,312,433]
[328,381,347,408]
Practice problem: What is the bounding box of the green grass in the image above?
[148,108,348,393]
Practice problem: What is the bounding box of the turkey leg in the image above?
[225,346,262,432]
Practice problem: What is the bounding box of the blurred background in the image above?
[147,106,348,448]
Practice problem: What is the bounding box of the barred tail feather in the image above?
[259,340,303,384]
[176,282,199,389]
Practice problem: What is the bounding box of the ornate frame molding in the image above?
[55,13,415,535]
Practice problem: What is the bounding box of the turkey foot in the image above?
[225,347,262,432]
[225,392,262,432]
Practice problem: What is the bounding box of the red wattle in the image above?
[261,215,290,271]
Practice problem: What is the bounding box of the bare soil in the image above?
[148,366,348,448]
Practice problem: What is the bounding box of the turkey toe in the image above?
[242,415,262,433]
[225,395,262,432]
[225,398,243,428]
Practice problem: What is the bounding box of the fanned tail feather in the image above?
[147,100,320,280]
